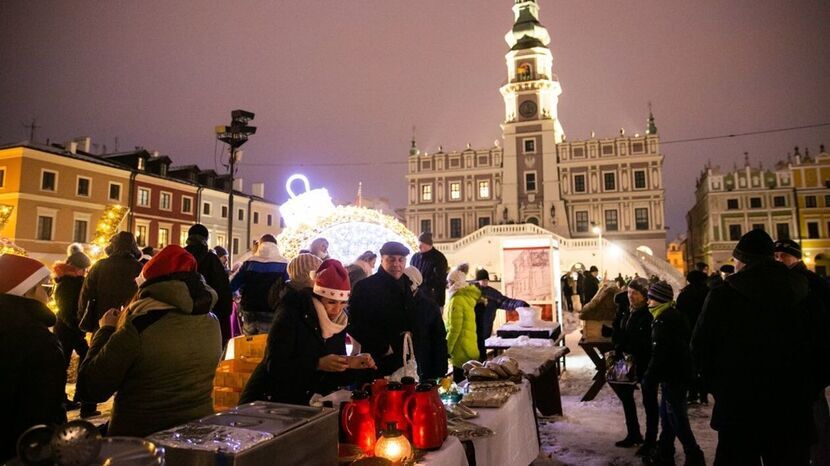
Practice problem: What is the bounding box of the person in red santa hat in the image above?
[0,254,67,462]
[76,245,222,437]
[241,259,376,405]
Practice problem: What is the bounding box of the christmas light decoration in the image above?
[277,175,417,263]
[0,205,26,256]
[88,204,130,261]
[0,204,13,230]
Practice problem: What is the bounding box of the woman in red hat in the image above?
[241,259,376,405]
[76,245,222,437]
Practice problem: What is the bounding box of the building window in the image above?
[253,212,259,224]
[420,219,432,234]
[76,177,91,197]
[805,195,817,208]
[632,142,644,153]
[135,225,148,247]
[478,217,491,228]
[726,199,739,210]
[450,182,461,200]
[603,172,616,191]
[449,218,462,238]
[575,211,589,233]
[179,229,188,245]
[750,197,762,209]
[217,234,226,248]
[729,224,743,241]
[160,192,172,211]
[602,145,614,155]
[108,182,121,201]
[202,202,212,216]
[825,195,830,206]
[421,184,433,202]
[137,188,151,207]
[527,216,539,225]
[158,228,170,248]
[41,170,57,192]
[604,210,619,231]
[267,214,273,226]
[237,208,244,221]
[752,223,765,231]
[807,222,820,239]
[635,208,649,230]
[776,223,790,240]
[523,138,536,154]
[573,147,585,158]
[478,180,490,199]
[0,168,5,188]
[525,172,537,192]
[221,205,228,218]
[773,196,786,207]
[232,238,240,255]
[633,170,646,189]
[182,196,193,214]
[36,215,54,240]
[574,174,586,193]
[137,158,146,170]
[73,219,88,243]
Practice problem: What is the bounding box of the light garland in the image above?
[87,204,130,261]
[0,204,13,231]
[0,205,27,257]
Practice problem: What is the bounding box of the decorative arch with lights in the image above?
[276,174,418,264]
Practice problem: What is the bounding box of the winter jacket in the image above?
[645,305,694,385]
[410,247,449,306]
[0,294,67,462]
[240,287,372,405]
[611,297,653,380]
[582,274,600,304]
[446,285,481,367]
[675,281,709,332]
[347,268,416,376]
[76,273,221,437]
[691,258,814,435]
[411,288,449,381]
[186,240,233,344]
[78,253,143,332]
[230,242,289,316]
[53,263,85,328]
[791,261,830,391]
[473,284,528,360]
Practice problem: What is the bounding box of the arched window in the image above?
[517,63,533,80]
[526,216,539,225]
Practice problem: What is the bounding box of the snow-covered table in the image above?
[495,320,562,341]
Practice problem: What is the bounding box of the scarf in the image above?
[649,301,673,319]
[312,297,347,339]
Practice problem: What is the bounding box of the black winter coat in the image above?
[675,282,708,331]
[611,298,653,380]
[691,258,814,434]
[582,274,600,304]
[791,261,830,391]
[410,248,449,306]
[0,294,67,462]
[55,274,84,328]
[240,288,371,405]
[78,253,143,332]
[411,289,448,381]
[646,306,694,385]
[348,268,416,376]
[186,242,233,344]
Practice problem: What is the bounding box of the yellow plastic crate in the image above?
[226,334,267,359]
[213,387,241,411]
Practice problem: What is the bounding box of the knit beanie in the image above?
[418,232,433,246]
[140,245,197,283]
[188,224,209,240]
[312,259,350,301]
[773,239,802,259]
[66,250,91,270]
[106,231,141,259]
[647,280,674,304]
[732,229,774,264]
[213,245,228,257]
[626,277,650,298]
[686,270,707,286]
[447,269,468,291]
[288,253,323,287]
[403,266,423,292]
[475,268,490,281]
[0,255,51,296]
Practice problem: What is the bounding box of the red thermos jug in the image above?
[405,383,448,449]
[341,390,376,455]
[375,381,409,436]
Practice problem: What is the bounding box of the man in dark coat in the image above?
[675,270,710,404]
[78,231,143,332]
[410,232,448,307]
[186,224,233,345]
[348,241,416,376]
[473,268,529,361]
[582,265,600,305]
[0,255,66,462]
[403,266,449,381]
[692,229,815,465]
[230,234,289,335]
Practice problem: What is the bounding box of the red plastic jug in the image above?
[375,381,409,436]
[341,390,376,455]
[405,383,448,449]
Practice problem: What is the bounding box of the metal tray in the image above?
[199,412,307,436]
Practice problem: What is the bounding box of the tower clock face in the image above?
[519,100,537,118]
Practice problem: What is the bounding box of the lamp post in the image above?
[592,223,603,276]
[216,110,256,266]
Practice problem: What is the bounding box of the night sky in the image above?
[2,1,828,239]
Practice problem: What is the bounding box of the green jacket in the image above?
[77,274,221,437]
[446,285,481,367]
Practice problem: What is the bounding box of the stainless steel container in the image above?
[149,402,338,466]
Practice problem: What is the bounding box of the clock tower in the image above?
[499,0,568,234]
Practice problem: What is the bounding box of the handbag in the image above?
[389,331,418,382]
[605,350,637,385]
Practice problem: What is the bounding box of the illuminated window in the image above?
[135,225,148,247]
[421,184,432,202]
[137,188,151,207]
[450,182,461,200]
[137,158,146,170]
[478,180,490,199]
[158,228,170,248]
[160,192,172,210]
[575,211,588,232]
[635,208,649,231]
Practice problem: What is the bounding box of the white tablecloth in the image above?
[485,335,555,348]
[417,435,469,466]
[472,379,539,466]
[497,321,560,335]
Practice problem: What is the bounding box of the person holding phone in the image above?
[242,259,376,406]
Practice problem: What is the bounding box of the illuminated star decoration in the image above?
[276,174,418,264]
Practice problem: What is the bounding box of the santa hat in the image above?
[139,245,197,285]
[0,254,51,296]
[312,259,351,301]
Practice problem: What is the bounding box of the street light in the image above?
[591,223,603,277]
[216,109,256,265]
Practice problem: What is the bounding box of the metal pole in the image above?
[227,145,236,266]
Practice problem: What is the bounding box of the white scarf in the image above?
[312,297,347,339]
